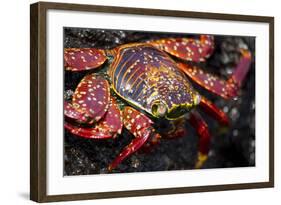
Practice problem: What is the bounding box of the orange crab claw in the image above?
[149,35,214,62]
[64,48,107,71]
[72,74,110,123]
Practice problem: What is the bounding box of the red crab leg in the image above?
[64,48,107,71]
[72,73,110,123]
[177,49,251,99]
[149,35,214,62]
[108,107,161,171]
[230,49,252,88]
[199,96,229,126]
[64,98,122,139]
[189,111,211,168]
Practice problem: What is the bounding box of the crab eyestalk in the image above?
[151,92,201,120]
[193,93,201,106]
[151,100,168,118]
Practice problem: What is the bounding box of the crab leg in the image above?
[189,111,211,169]
[149,35,214,62]
[108,107,161,171]
[230,49,253,88]
[65,98,122,139]
[177,48,251,99]
[64,48,107,71]
[199,96,229,126]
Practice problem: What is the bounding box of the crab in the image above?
[64,34,252,171]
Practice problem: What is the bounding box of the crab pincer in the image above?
[64,98,122,139]
[64,48,107,71]
[64,73,123,139]
[108,107,161,171]
[100,98,123,137]
[72,73,110,123]
[64,101,89,124]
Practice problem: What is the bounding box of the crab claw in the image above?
[101,98,123,136]
[108,107,161,171]
[65,98,122,139]
[72,74,110,123]
[64,101,90,124]
[149,35,214,62]
[64,122,113,139]
[64,48,107,71]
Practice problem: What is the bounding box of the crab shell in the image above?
[108,43,201,120]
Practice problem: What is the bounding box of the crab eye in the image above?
[151,101,168,118]
[193,93,201,106]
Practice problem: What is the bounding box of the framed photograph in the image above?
[30,2,274,202]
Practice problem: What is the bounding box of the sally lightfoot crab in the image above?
[64,34,252,171]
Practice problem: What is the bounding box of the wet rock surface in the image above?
[64,28,255,175]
